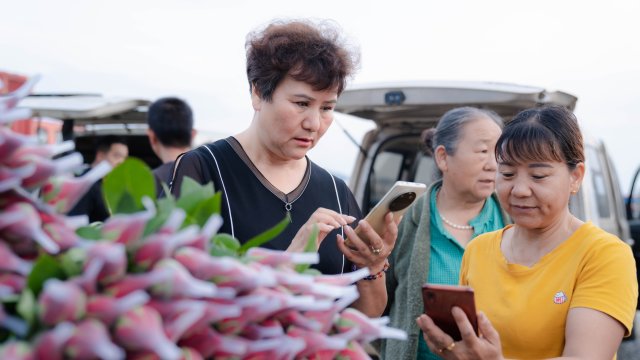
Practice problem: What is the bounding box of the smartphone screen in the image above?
[421,284,478,341]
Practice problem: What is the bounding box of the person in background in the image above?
[417,105,638,359]
[68,135,128,222]
[146,97,196,196]
[380,107,507,360]
[170,19,397,317]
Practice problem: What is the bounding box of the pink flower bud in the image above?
[215,294,282,335]
[40,212,80,252]
[0,74,39,113]
[38,279,86,326]
[315,267,371,286]
[179,214,222,252]
[252,287,332,312]
[0,127,36,158]
[148,299,240,341]
[149,259,220,300]
[0,241,32,275]
[102,205,155,247]
[277,309,323,332]
[128,347,203,360]
[68,256,102,295]
[87,290,150,325]
[244,336,305,360]
[179,327,247,359]
[303,289,361,334]
[240,318,284,340]
[1,202,59,254]
[16,153,83,190]
[33,322,75,360]
[40,161,112,213]
[134,225,199,270]
[0,272,26,297]
[0,163,36,192]
[174,247,275,292]
[13,140,75,159]
[179,347,204,360]
[103,269,169,298]
[274,268,358,300]
[156,208,187,235]
[288,326,348,358]
[65,319,125,360]
[333,341,371,360]
[334,308,407,343]
[246,247,319,267]
[114,305,181,360]
[0,341,34,360]
[86,242,127,284]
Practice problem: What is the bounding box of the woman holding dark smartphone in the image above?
[417,105,638,359]
[380,107,507,360]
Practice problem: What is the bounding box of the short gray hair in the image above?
[423,106,504,156]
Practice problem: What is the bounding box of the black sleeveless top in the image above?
[170,137,361,274]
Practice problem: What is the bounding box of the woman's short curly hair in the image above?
[245,19,360,102]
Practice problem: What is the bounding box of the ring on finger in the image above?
[438,342,456,353]
[371,246,383,255]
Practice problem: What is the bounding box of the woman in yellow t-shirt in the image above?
[416,105,638,359]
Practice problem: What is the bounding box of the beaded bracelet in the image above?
[353,261,390,281]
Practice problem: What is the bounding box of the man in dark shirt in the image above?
[146,97,195,197]
[68,135,128,222]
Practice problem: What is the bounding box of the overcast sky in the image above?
[3,0,640,191]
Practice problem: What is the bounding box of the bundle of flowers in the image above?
[0,75,406,359]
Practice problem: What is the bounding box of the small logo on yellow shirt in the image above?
[553,291,567,304]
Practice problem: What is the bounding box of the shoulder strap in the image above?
[161,153,187,198]
[329,172,346,274]
[201,144,235,238]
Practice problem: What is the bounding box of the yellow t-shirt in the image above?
[460,222,638,359]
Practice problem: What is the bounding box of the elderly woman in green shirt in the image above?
[379,107,509,360]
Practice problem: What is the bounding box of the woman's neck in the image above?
[234,130,307,193]
[436,184,488,247]
[507,211,581,266]
[436,183,487,216]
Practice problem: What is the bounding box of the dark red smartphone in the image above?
[421,284,478,341]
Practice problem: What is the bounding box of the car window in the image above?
[630,169,640,220]
[414,154,438,185]
[586,145,612,219]
[363,134,427,212]
[369,151,403,210]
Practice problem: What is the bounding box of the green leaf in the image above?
[176,179,215,214]
[27,254,66,296]
[75,224,103,240]
[59,247,87,278]
[295,224,319,273]
[300,267,322,276]
[214,233,241,251]
[179,177,206,197]
[160,182,174,201]
[16,289,36,328]
[113,191,138,214]
[191,194,222,227]
[210,234,241,257]
[143,197,175,237]
[238,214,290,255]
[103,157,155,214]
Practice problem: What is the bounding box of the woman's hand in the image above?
[337,212,398,273]
[416,307,504,360]
[286,208,356,253]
